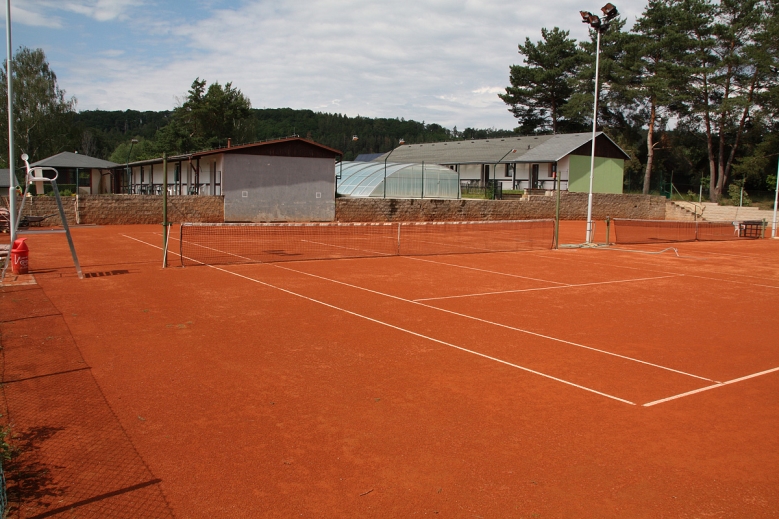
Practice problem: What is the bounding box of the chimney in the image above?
[227,138,232,148]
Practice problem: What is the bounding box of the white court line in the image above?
[268,264,713,382]
[300,239,394,257]
[123,234,636,406]
[413,275,681,302]
[643,367,779,407]
[541,250,779,290]
[405,256,570,285]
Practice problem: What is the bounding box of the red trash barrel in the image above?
[11,238,29,275]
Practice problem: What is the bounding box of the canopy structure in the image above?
[29,152,119,170]
[336,161,460,199]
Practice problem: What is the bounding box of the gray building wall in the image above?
[223,154,335,222]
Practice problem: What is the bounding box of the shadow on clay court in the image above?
[0,284,174,519]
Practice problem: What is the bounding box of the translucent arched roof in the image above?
[336,161,460,199]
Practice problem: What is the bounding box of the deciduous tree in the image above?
[0,47,76,167]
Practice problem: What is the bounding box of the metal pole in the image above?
[125,139,136,194]
[585,29,602,244]
[554,162,560,249]
[6,0,15,245]
[772,158,778,238]
[162,152,168,267]
[421,162,425,199]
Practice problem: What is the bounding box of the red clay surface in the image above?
[1,221,778,518]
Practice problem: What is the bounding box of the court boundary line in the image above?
[139,233,779,405]
[123,234,637,406]
[161,231,716,382]
[643,367,779,407]
[412,274,681,302]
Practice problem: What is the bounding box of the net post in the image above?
[761,219,766,239]
[179,223,184,267]
[396,222,401,255]
[605,216,610,245]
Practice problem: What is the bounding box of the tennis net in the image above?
[179,219,555,266]
[612,219,765,245]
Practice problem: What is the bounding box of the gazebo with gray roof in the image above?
[29,152,119,195]
[375,132,630,193]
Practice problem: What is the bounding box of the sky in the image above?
[4,0,650,131]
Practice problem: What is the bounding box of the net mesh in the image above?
[179,219,555,266]
[612,219,764,244]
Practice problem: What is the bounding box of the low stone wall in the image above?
[1,195,224,226]
[2,193,665,226]
[665,201,697,221]
[335,193,666,222]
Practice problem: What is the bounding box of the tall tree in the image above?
[0,47,76,167]
[499,27,584,134]
[631,1,688,194]
[675,0,768,201]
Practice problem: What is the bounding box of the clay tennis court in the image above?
[1,221,777,517]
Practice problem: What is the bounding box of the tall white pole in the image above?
[772,158,778,238]
[5,0,15,244]
[585,29,601,244]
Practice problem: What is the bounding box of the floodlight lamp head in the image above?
[131,138,139,144]
[601,3,618,21]
[352,135,359,141]
[399,138,405,144]
[20,153,28,162]
[580,11,601,29]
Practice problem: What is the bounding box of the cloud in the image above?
[6,5,62,28]
[15,0,144,24]
[55,0,651,129]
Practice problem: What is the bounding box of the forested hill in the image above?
[72,108,515,162]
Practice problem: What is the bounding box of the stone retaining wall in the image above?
[1,195,223,226]
[2,192,665,226]
[664,201,697,222]
[335,193,666,222]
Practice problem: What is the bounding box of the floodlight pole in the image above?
[581,3,617,244]
[585,28,602,244]
[6,0,15,245]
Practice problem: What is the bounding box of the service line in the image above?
[413,274,681,302]
[124,234,636,406]
[539,249,779,290]
[643,367,779,407]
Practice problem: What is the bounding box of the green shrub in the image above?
[727,183,750,207]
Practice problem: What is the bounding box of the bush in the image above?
[726,183,750,207]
